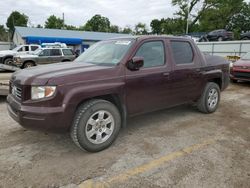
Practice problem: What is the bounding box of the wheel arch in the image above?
[22,60,36,67]
[3,55,13,62]
[79,94,126,127]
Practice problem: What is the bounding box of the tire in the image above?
[61,59,71,62]
[242,37,250,40]
[230,79,238,83]
[197,82,220,114]
[218,37,223,41]
[23,61,35,68]
[3,57,13,65]
[70,99,121,152]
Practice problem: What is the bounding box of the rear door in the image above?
[37,49,51,64]
[169,40,203,103]
[50,49,63,63]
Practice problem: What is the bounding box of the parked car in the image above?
[7,36,230,152]
[230,52,250,82]
[13,47,76,68]
[240,32,250,40]
[0,44,40,65]
[199,29,234,42]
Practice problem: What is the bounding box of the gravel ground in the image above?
[0,82,249,188]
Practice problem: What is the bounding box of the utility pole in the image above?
[186,0,190,34]
[62,13,65,29]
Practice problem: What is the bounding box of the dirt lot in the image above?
[0,83,249,188]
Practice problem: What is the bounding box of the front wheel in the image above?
[70,99,121,152]
[3,57,13,65]
[23,61,35,68]
[197,82,221,113]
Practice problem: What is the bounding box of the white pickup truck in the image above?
[0,44,40,65]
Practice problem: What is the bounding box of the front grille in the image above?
[234,72,250,79]
[11,84,22,100]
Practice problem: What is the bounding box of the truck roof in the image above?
[109,35,193,42]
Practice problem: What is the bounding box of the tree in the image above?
[150,18,185,35]
[226,2,250,39]
[110,25,120,33]
[150,19,163,34]
[45,15,64,29]
[0,25,8,41]
[83,14,111,32]
[134,23,148,35]
[121,26,133,34]
[172,0,219,32]
[36,24,43,28]
[199,0,245,32]
[65,25,78,30]
[6,11,28,33]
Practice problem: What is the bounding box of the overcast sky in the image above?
[0,0,176,29]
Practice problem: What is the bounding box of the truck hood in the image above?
[11,62,120,85]
[0,50,16,56]
[234,59,250,67]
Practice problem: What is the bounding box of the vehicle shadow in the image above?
[0,96,7,103]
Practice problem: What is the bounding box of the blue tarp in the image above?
[25,36,83,45]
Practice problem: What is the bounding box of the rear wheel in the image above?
[71,99,121,152]
[231,79,238,83]
[242,37,250,40]
[3,57,13,65]
[197,82,220,113]
[218,37,223,41]
[23,61,35,68]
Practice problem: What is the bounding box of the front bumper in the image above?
[230,68,250,82]
[0,57,3,64]
[7,94,72,132]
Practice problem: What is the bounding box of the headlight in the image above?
[31,86,56,100]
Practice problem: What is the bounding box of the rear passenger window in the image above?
[62,49,74,56]
[135,41,165,68]
[31,46,39,51]
[171,41,194,65]
[50,49,61,56]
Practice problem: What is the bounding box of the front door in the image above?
[125,40,173,116]
[37,49,51,64]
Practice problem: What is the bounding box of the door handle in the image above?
[163,72,170,77]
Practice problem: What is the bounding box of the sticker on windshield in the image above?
[115,41,131,45]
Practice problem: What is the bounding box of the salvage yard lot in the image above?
[0,83,249,188]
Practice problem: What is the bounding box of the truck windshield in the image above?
[75,39,134,65]
[242,52,250,60]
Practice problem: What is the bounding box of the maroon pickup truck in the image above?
[7,36,229,152]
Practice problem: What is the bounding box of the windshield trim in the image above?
[74,39,135,66]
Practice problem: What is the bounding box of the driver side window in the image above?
[135,41,165,68]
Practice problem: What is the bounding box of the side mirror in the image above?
[127,56,144,71]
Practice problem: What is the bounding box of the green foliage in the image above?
[6,11,28,33]
[83,14,111,32]
[0,25,9,41]
[227,2,250,39]
[121,27,133,34]
[65,25,78,30]
[36,24,43,28]
[150,18,185,35]
[110,25,120,33]
[45,15,64,29]
[134,23,148,35]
